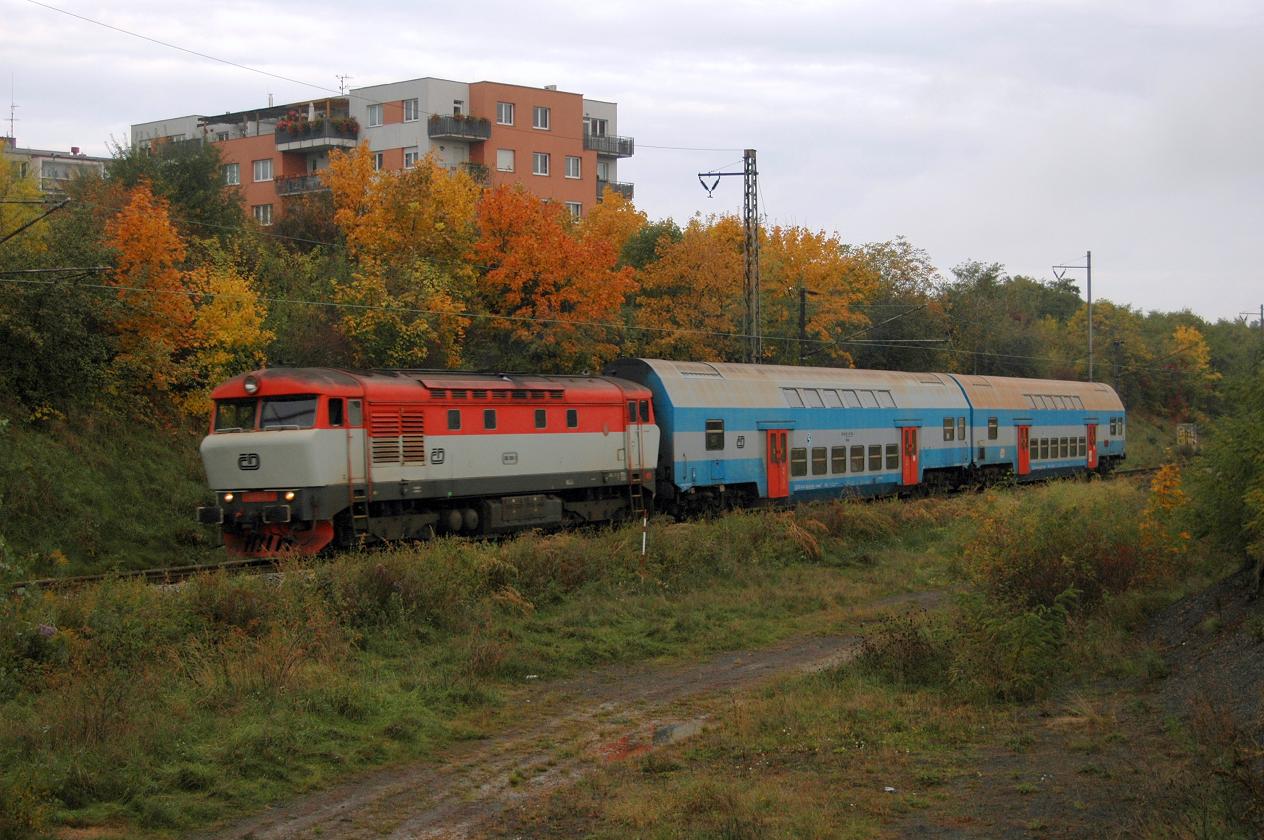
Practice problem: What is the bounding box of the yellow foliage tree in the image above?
[0,141,49,261]
[179,262,274,415]
[580,189,647,260]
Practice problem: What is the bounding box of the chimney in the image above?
[71,146,80,155]
[544,84,557,91]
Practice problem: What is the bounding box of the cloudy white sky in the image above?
[6,0,1262,322]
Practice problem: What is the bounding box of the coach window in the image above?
[811,447,827,475]
[957,417,966,441]
[868,445,882,472]
[639,400,650,422]
[831,446,847,474]
[1039,438,1049,460]
[943,418,954,441]
[987,417,998,440]
[483,409,497,430]
[535,408,547,429]
[349,399,363,427]
[566,408,578,429]
[1029,436,1038,462]
[448,409,461,431]
[790,447,807,477]
[851,445,865,472]
[885,444,899,471]
[1079,437,1087,456]
[782,388,804,408]
[328,398,344,427]
[705,419,725,450]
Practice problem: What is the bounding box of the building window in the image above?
[497,102,514,125]
[453,99,464,116]
[252,204,272,226]
[564,201,582,219]
[597,159,611,181]
[404,99,419,122]
[790,448,807,477]
[811,447,827,476]
[532,152,550,176]
[943,418,954,441]
[251,158,272,182]
[565,155,581,179]
[496,149,514,172]
[373,152,384,171]
[222,163,239,185]
[533,106,550,130]
[483,409,496,430]
[705,419,724,451]
[586,117,608,136]
[404,147,419,168]
[368,104,383,127]
[447,410,461,430]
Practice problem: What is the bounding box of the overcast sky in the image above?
[6,0,1261,322]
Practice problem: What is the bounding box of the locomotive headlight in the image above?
[243,375,259,395]
[284,491,296,502]
[223,492,234,503]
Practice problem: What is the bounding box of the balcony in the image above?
[275,119,359,152]
[276,174,328,197]
[597,180,634,201]
[584,133,635,158]
[427,115,492,142]
[460,162,489,184]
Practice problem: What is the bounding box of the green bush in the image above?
[948,592,1072,703]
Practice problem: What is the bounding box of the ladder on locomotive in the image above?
[626,405,648,517]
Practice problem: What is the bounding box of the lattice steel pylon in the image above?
[698,148,761,362]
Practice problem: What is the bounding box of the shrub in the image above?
[856,609,948,687]
[948,592,1072,703]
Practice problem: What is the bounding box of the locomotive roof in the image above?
[209,367,647,402]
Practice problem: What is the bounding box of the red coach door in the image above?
[765,429,789,499]
[1017,425,1031,476]
[1087,423,1098,469]
[900,427,919,486]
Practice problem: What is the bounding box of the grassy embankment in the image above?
[498,471,1258,839]
[0,477,1004,839]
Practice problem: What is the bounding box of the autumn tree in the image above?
[580,189,647,263]
[322,145,478,367]
[847,237,951,372]
[471,185,634,371]
[107,138,243,238]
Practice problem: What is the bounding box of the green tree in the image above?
[107,139,244,238]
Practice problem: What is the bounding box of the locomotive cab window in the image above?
[448,409,461,431]
[790,447,807,477]
[811,447,827,475]
[943,418,954,441]
[483,409,497,430]
[987,417,998,440]
[535,408,547,429]
[328,398,344,427]
[214,399,256,432]
[628,401,637,422]
[705,419,724,451]
[639,400,650,422]
[566,409,578,429]
[348,400,363,426]
[260,395,317,429]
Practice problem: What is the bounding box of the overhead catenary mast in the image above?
[699,149,761,362]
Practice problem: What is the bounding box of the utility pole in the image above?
[699,149,761,362]
[1053,250,1093,381]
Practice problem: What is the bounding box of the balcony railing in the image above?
[427,115,492,142]
[584,133,635,158]
[275,121,359,151]
[597,180,634,201]
[276,174,328,196]
[460,162,489,184]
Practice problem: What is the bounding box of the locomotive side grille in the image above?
[401,412,426,464]
[370,412,403,464]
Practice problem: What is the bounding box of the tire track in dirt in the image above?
[207,590,942,840]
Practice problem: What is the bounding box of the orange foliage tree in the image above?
[322,145,478,366]
[471,185,633,371]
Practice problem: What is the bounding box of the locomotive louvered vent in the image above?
[370,413,403,464]
[451,390,467,399]
[401,412,425,465]
[548,390,564,399]
[529,391,545,400]
[473,389,487,399]
[493,391,508,400]
[430,389,447,398]
[511,390,528,400]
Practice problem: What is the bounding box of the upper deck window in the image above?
[260,395,317,429]
[214,399,256,432]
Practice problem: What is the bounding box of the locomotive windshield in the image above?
[213,399,256,432]
[259,395,317,429]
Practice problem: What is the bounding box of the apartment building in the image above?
[130,78,634,226]
[2,137,109,196]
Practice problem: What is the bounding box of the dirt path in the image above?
[207,591,942,840]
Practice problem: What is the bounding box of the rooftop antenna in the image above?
[337,74,353,95]
[7,73,18,140]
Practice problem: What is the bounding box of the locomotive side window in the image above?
[566,409,578,429]
[535,409,547,429]
[448,409,461,431]
[260,395,317,429]
[885,444,899,470]
[868,445,882,472]
[329,398,344,427]
[811,447,827,475]
[348,400,363,427]
[639,400,650,422]
[831,446,847,474]
[705,419,725,450]
[628,401,637,422]
[988,417,998,439]
[850,445,865,472]
[943,418,954,441]
[483,409,497,430]
[214,399,256,432]
[790,447,807,477]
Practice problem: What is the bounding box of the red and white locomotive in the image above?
[197,368,658,556]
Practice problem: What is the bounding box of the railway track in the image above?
[7,465,1167,595]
